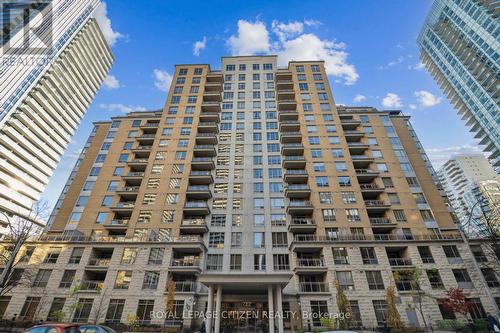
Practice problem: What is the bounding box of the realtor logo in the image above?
[1,0,53,54]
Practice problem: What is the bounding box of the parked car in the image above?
[79,325,116,333]
[25,324,81,333]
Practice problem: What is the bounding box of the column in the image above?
[206,285,214,333]
[214,284,222,333]
[268,285,275,333]
[275,285,284,333]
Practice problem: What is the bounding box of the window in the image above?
[418,246,434,263]
[331,149,344,158]
[76,196,88,207]
[270,198,284,209]
[209,232,225,248]
[481,268,499,287]
[388,193,401,204]
[313,162,326,172]
[20,297,41,320]
[361,247,378,264]
[470,245,487,262]
[47,297,66,321]
[230,254,242,271]
[443,245,462,263]
[333,247,349,264]
[59,270,76,288]
[272,232,288,248]
[136,300,154,325]
[95,212,108,224]
[427,270,444,289]
[335,162,348,172]
[319,192,332,204]
[43,247,61,263]
[106,299,125,324]
[273,254,289,270]
[148,248,164,265]
[206,254,223,271]
[453,269,473,288]
[33,269,52,287]
[113,167,123,176]
[121,248,138,264]
[468,298,486,319]
[142,271,160,289]
[341,191,356,203]
[254,198,264,209]
[114,270,132,289]
[338,176,351,186]
[382,177,394,188]
[393,210,407,222]
[254,232,265,248]
[373,300,388,326]
[346,208,361,222]
[336,271,355,290]
[310,300,328,327]
[211,215,226,227]
[322,209,336,222]
[316,176,329,187]
[254,254,266,270]
[231,232,242,248]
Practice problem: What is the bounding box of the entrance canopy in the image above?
[198,273,292,293]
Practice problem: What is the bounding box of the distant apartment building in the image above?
[0,0,114,229]
[438,154,499,235]
[417,0,500,172]
[0,57,498,332]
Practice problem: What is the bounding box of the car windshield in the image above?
[65,328,81,333]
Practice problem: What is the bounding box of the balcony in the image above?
[279,120,300,132]
[288,218,316,233]
[197,121,219,133]
[193,145,216,157]
[78,280,104,292]
[180,219,208,233]
[132,145,152,153]
[137,133,156,143]
[191,157,215,170]
[184,201,210,215]
[340,118,361,129]
[343,130,364,141]
[206,73,223,83]
[201,101,221,113]
[277,89,295,101]
[196,133,218,145]
[110,201,135,212]
[169,257,202,273]
[87,258,111,268]
[127,159,148,167]
[103,219,129,229]
[285,184,311,198]
[189,171,213,184]
[116,186,139,200]
[282,156,306,169]
[284,169,308,183]
[294,258,327,273]
[278,109,298,121]
[287,201,313,215]
[199,112,220,122]
[278,99,297,111]
[170,235,205,251]
[298,282,329,293]
[389,258,414,267]
[205,81,223,92]
[360,183,385,195]
[203,91,222,102]
[281,143,304,156]
[276,70,293,81]
[186,185,212,199]
[347,142,369,153]
[355,169,380,181]
[364,200,391,212]
[369,217,396,226]
[351,155,374,168]
[276,78,293,90]
[396,281,419,292]
[280,131,302,144]
[172,281,199,293]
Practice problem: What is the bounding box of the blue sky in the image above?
[41,0,482,209]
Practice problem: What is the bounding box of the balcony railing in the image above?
[192,157,213,162]
[288,201,312,207]
[369,218,392,224]
[299,282,328,293]
[114,202,135,208]
[87,258,111,266]
[124,172,144,177]
[389,258,413,266]
[182,219,206,226]
[117,186,139,192]
[170,258,201,267]
[283,156,306,161]
[292,233,462,243]
[79,280,104,291]
[396,281,418,292]
[198,122,218,126]
[364,200,390,206]
[355,169,379,174]
[296,258,325,267]
[184,201,209,208]
[190,171,212,176]
[290,218,315,225]
[173,281,198,292]
[187,185,210,191]
[108,219,129,226]
[287,185,311,191]
[286,169,307,175]
[194,145,215,150]
[129,159,148,163]
[360,184,382,190]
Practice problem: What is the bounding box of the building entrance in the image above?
[221,301,269,333]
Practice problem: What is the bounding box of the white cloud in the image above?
[426,144,483,169]
[409,62,425,70]
[193,36,207,56]
[277,33,357,85]
[226,19,358,85]
[99,104,147,113]
[227,20,271,55]
[378,56,404,70]
[304,19,322,27]
[93,2,123,47]
[353,94,366,103]
[153,69,173,92]
[102,74,120,89]
[382,93,403,108]
[409,104,417,110]
[415,90,442,108]
[272,20,304,42]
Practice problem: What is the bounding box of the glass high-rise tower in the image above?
[0,0,114,228]
[417,0,499,172]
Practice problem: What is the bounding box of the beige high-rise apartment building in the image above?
[0,56,498,332]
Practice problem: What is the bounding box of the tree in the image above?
[0,201,47,296]
[385,285,404,330]
[441,288,471,318]
[333,279,352,329]
[166,278,176,316]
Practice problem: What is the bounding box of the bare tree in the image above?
[0,201,47,296]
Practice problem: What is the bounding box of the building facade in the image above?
[417,0,500,172]
[0,0,114,227]
[0,57,499,332]
[438,154,499,235]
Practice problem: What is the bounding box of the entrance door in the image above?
[406,309,420,328]
[221,301,267,333]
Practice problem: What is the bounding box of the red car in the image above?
[24,324,81,333]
